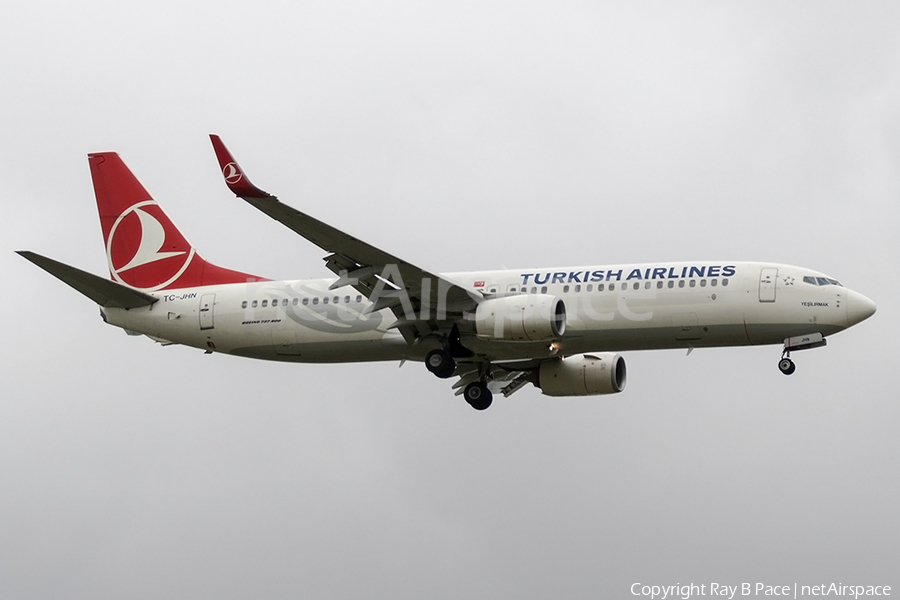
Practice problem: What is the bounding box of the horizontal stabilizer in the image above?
[17,251,158,309]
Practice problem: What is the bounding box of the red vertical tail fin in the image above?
[89,152,266,291]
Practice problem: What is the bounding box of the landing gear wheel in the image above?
[464,382,493,411]
[425,349,455,379]
[778,358,796,375]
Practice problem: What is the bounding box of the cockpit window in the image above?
[805,275,844,287]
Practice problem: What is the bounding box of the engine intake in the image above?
[539,353,626,396]
[475,295,566,342]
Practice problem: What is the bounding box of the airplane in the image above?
[17,136,877,410]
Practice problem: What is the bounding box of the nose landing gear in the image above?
[778,355,796,375]
[777,333,827,375]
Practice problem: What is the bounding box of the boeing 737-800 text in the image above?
[18,136,877,410]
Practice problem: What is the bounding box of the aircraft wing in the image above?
[209,135,482,323]
[17,251,158,309]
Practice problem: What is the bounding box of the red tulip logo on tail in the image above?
[107,201,195,290]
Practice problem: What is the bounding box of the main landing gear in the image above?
[463,381,493,411]
[425,349,455,379]
[425,349,493,410]
[424,327,490,409]
[424,326,473,380]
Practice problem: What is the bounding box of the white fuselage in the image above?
[101,261,872,363]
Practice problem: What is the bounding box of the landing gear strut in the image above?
[464,381,493,411]
[425,349,455,379]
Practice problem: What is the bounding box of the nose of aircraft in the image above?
[846,290,877,326]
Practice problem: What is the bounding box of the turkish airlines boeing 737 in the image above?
[18,136,876,410]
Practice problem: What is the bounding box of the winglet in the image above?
[209,134,273,199]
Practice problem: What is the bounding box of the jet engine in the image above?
[538,353,626,396]
[474,295,566,342]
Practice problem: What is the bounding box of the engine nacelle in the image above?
[475,295,566,342]
[538,353,626,396]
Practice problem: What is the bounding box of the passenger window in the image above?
[657,281,663,289]
[344,295,350,303]
[722,279,729,287]
[711,279,717,287]
[678,280,685,288]
[531,287,537,294]
[261,299,268,307]
[668,281,674,289]
[302,298,309,306]
[609,283,616,291]
[541,286,547,294]
[241,301,248,309]
[292,298,298,306]
[644,281,650,289]
[690,280,696,287]
[586,284,593,292]
[323,297,329,304]
[333,296,339,304]
[312,298,319,305]
[597,284,604,292]
[574,285,581,293]
[356,295,363,303]
[563,285,570,293]
[283,299,288,307]
[700,279,707,287]
[252,300,258,308]
[508,285,518,293]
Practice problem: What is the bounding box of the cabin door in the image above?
[759,268,778,302]
[199,294,216,330]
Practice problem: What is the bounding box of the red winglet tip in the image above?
[208,134,271,198]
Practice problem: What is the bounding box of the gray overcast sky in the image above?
[2,1,898,598]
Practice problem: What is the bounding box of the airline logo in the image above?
[223,162,243,185]
[520,265,737,286]
[107,200,195,290]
